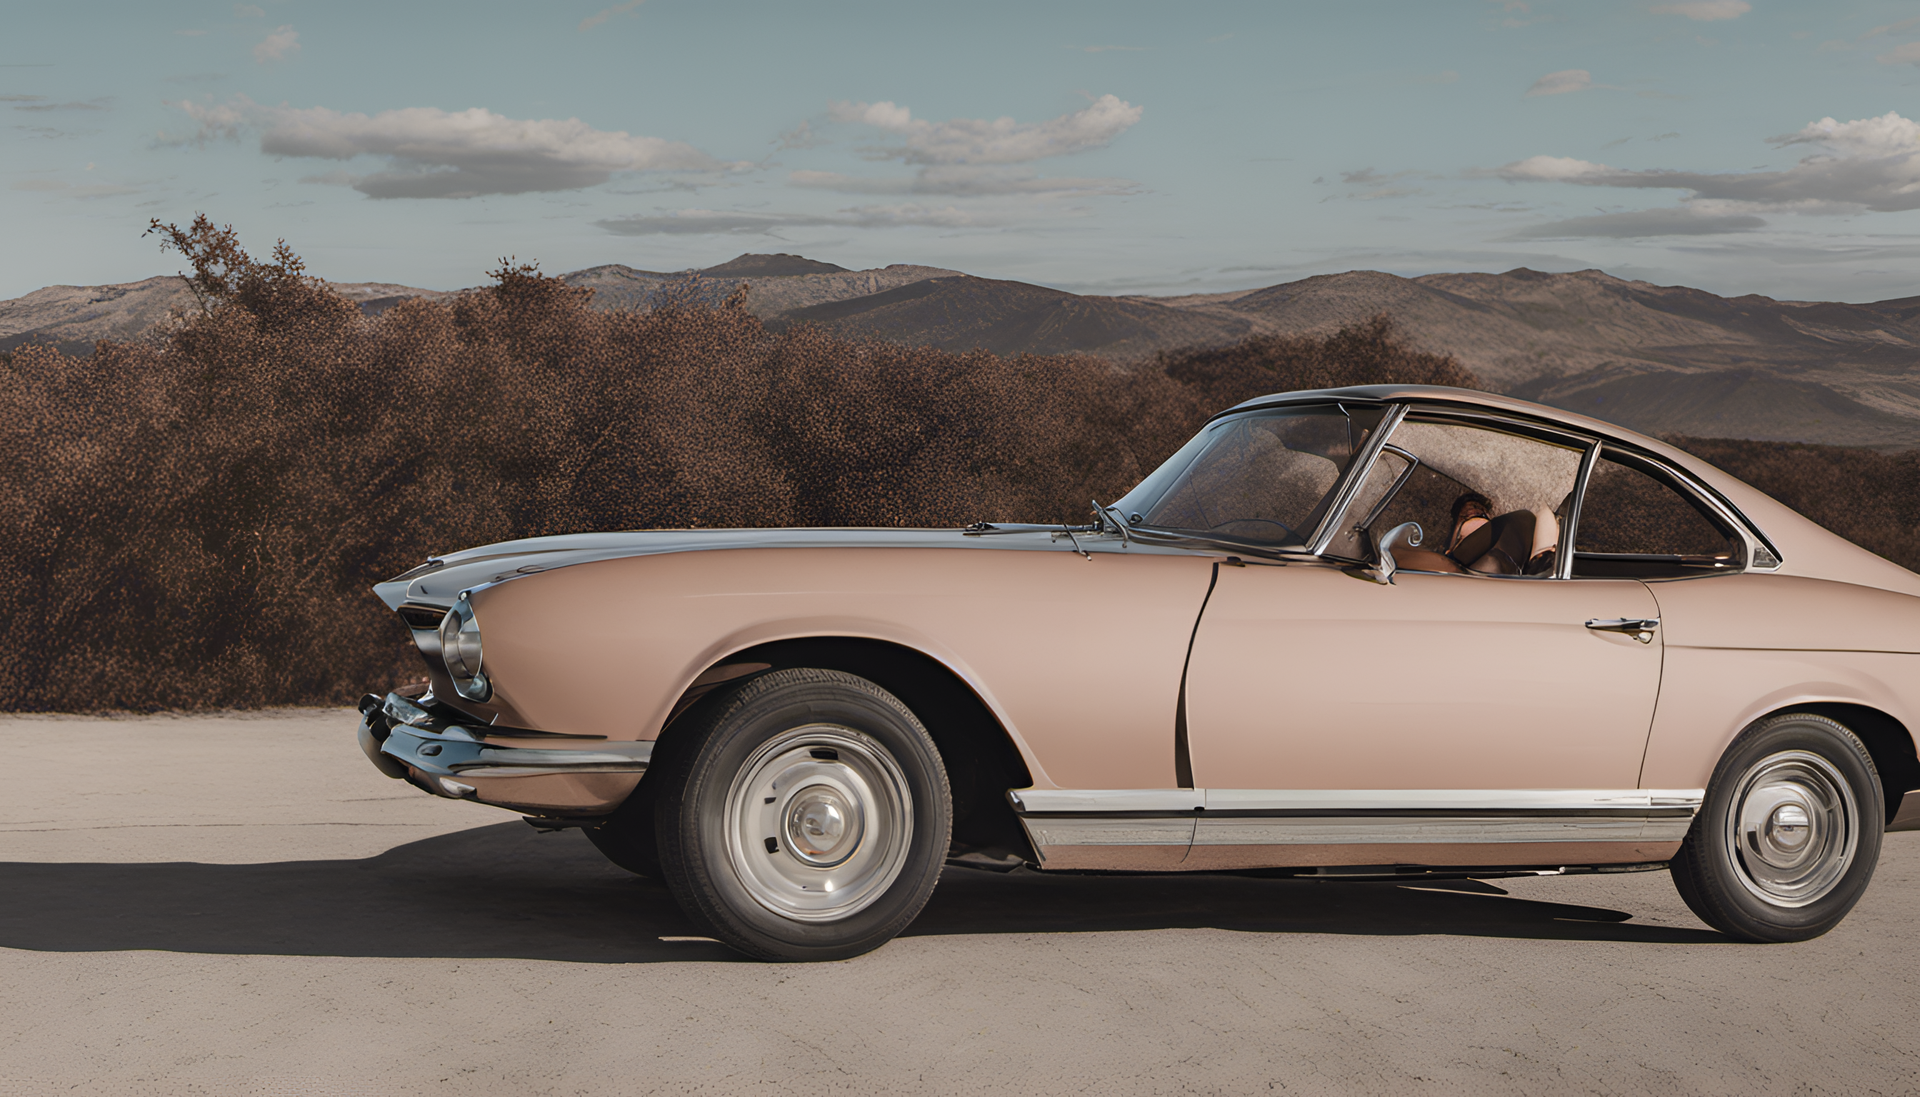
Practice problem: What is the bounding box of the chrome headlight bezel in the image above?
[437,591,491,702]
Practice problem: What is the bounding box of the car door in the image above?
[1180,413,1671,869]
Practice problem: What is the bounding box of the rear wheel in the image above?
[655,668,951,961]
[1671,712,1883,942]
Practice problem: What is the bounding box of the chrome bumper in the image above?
[357,692,650,805]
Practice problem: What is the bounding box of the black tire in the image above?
[585,790,661,878]
[1671,712,1884,942]
[654,668,951,961]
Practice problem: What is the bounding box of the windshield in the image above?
[1114,405,1382,549]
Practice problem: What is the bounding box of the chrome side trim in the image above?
[1009,789,1204,815]
[1201,789,1703,814]
[1007,788,1705,865]
[1194,815,1691,846]
[1889,788,1920,833]
[1017,816,1196,856]
[1007,790,1204,859]
[1198,789,1699,844]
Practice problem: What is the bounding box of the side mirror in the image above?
[1369,522,1424,585]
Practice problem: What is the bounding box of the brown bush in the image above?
[42,221,1900,712]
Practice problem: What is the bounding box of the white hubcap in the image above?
[724,726,913,922]
[1723,750,1857,908]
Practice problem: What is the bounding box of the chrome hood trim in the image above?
[375,526,1192,610]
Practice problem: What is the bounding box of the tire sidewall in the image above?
[663,669,950,961]
[1685,713,1884,941]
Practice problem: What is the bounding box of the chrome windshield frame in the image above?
[1115,400,1401,558]
[1306,403,1408,558]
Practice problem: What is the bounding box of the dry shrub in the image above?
[1152,316,1482,412]
[0,223,1478,711]
[6,227,1911,714]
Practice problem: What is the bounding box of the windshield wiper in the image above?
[960,519,1097,559]
[1091,499,1134,545]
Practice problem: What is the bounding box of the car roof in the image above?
[1221,383,1686,461]
[1221,384,1920,595]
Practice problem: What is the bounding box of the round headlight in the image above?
[437,592,491,701]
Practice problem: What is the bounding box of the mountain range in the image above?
[6,254,1918,448]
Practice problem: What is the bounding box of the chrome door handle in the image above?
[1586,618,1659,643]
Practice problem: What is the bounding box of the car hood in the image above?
[373,526,1171,610]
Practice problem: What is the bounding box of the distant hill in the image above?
[699,252,848,277]
[1154,268,1920,447]
[770,275,1252,359]
[7,254,1920,447]
[0,275,451,356]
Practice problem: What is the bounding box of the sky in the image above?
[8,0,1920,302]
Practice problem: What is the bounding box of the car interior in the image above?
[1352,420,1749,580]
[1353,419,1582,577]
[1134,405,1752,579]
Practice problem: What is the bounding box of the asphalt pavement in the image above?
[1,710,1916,1096]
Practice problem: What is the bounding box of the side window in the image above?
[1349,420,1583,577]
[1571,452,1744,578]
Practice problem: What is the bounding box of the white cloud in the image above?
[171,97,729,197]
[1492,155,1610,181]
[1504,208,1765,238]
[1649,0,1750,20]
[1865,16,1920,40]
[234,3,264,16]
[172,96,250,144]
[1323,167,1426,202]
[579,0,644,32]
[1773,112,1920,158]
[773,119,825,150]
[1525,69,1593,96]
[252,25,299,63]
[1486,111,1920,214]
[806,94,1143,200]
[1877,41,1920,66]
[15,97,110,112]
[595,204,985,236]
[825,94,1142,165]
[788,164,1135,197]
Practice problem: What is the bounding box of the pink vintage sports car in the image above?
[356,385,1920,960]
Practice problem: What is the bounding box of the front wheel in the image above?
[1671,712,1884,942]
[655,668,951,961]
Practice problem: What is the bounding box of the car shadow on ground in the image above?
[0,822,1724,962]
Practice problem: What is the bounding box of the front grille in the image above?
[397,604,448,630]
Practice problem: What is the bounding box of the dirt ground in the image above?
[1,709,1916,1096]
